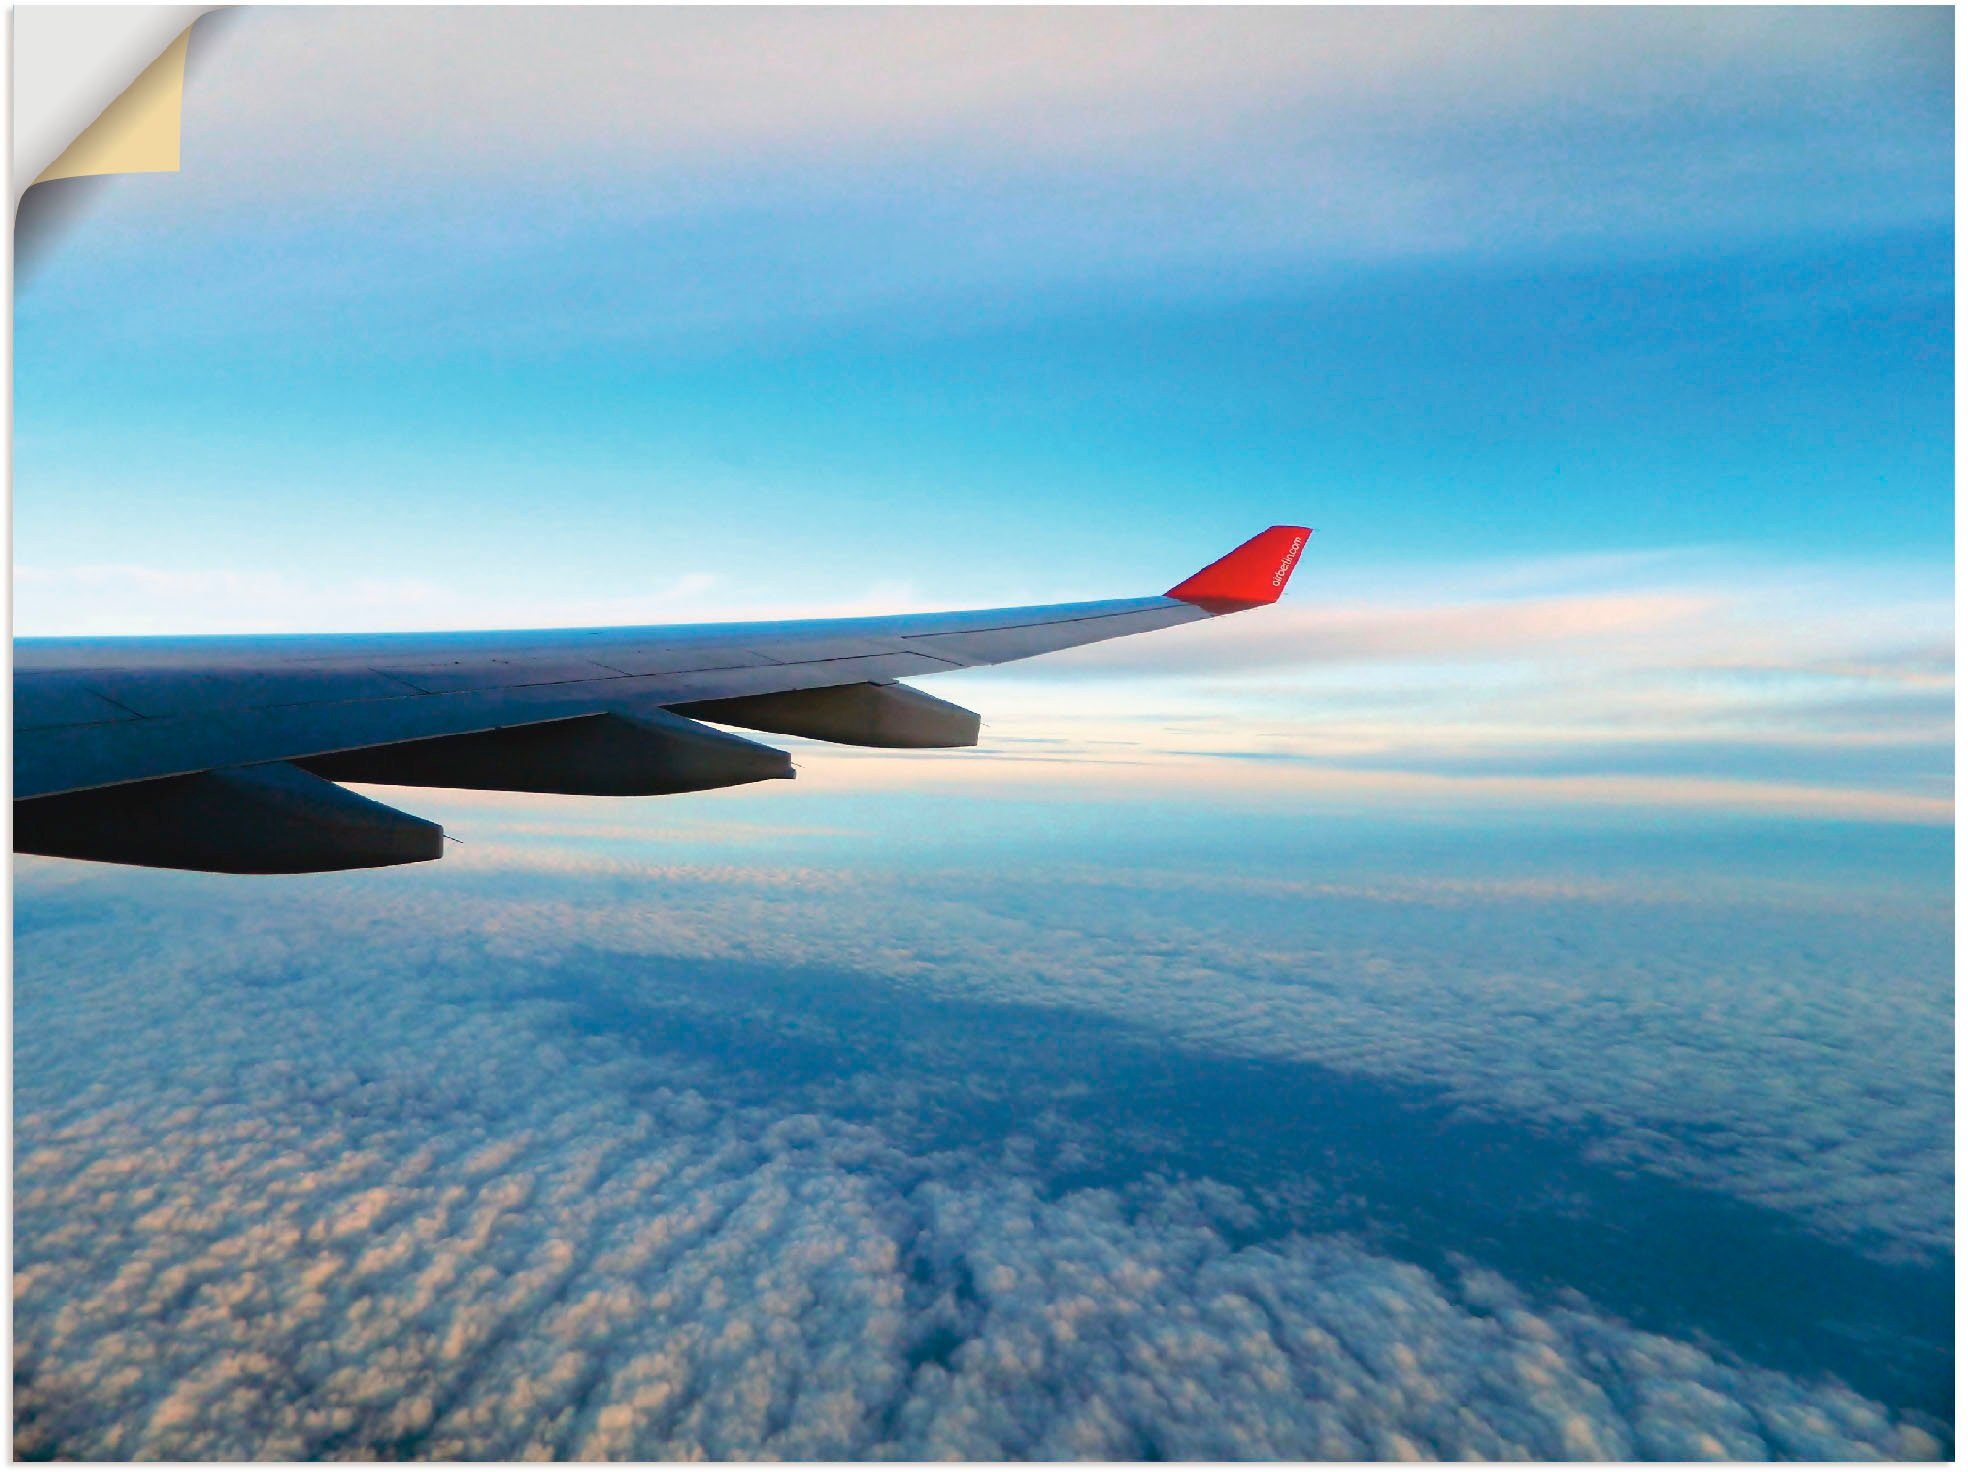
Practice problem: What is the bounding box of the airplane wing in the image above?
[13,525,1310,873]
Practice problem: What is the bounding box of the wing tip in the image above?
[1166,525,1312,612]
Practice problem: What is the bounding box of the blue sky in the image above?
[16,7,1951,578]
[12,8,1952,829]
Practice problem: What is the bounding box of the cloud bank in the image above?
[14,797,1952,1457]
[27,6,1950,357]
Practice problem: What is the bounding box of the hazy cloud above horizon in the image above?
[22,7,1950,409]
[106,8,1960,269]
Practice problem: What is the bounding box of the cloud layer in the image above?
[27,6,1951,361]
[13,794,1952,1458]
[177,7,1948,253]
[406,820,1952,1263]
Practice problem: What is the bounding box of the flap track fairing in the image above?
[15,761,444,873]
[674,681,980,748]
[299,709,794,796]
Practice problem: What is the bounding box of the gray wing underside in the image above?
[16,596,1204,802]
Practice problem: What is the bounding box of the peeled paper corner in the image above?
[13,6,224,282]
[13,6,221,207]
[34,26,193,186]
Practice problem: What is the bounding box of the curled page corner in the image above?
[35,27,193,186]
[13,5,223,209]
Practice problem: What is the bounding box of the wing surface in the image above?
[14,526,1309,870]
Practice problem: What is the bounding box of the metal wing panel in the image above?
[574,645,783,678]
[81,667,428,719]
[13,527,1313,872]
[14,649,974,799]
[896,601,1203,665]
[369,658,630,694]
[18,685,595,800]
[13,599,1176,673]
[16,673,145,731]
[12,596,1210,799]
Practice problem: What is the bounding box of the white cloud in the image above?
[41,6,1945,338]
[13,843,1949,1456]
[181,8,1942,195]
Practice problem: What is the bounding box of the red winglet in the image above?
[1166,525,1311,611]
